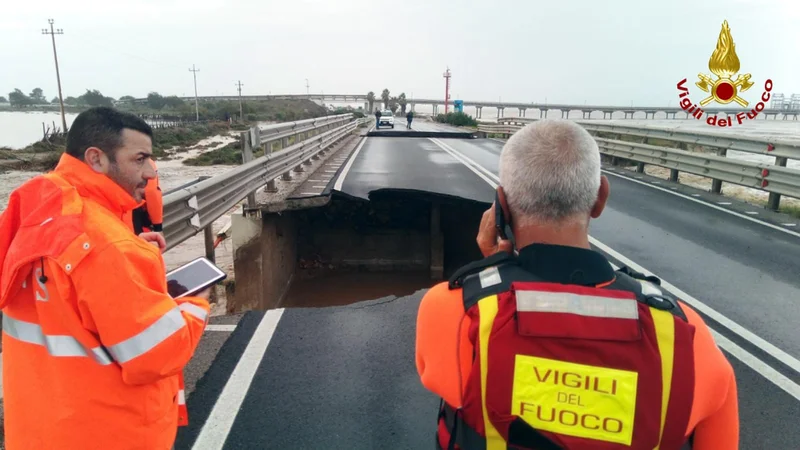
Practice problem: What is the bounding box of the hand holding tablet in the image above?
[166,257,227,299]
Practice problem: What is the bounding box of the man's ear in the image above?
[590,175,610,219]
[83,147,109,173]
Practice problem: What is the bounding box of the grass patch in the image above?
[183,141,243,166]
[778,204,800,219]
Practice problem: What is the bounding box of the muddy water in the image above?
[280,271,435,308]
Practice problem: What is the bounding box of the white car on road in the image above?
[376,110,394,129]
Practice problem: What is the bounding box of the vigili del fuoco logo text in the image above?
[677,20,773,127]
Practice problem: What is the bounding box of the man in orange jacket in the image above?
[415,119,739,449]
[129,158,163,235]
[0,106,211,450]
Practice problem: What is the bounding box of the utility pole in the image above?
[189,64,200,121]
[235,80,244,121]
[443,67,452,114]
[42,19,67,133]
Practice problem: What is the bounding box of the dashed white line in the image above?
[746,211,760,215]
[192,309,285,449]
[431,137,800,398]
[205,324,237,332]
[718,202,732,205]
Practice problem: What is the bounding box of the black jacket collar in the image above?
[515,243,615,286]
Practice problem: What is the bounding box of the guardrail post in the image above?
[767,156,788,210]
[636,137,647,173]
[241,130,257,207]
[282,137,290,148]
[203,224,218,303]
[711,148,727,194]
[204,225,216,264]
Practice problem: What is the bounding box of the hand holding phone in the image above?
[477,197,514,258]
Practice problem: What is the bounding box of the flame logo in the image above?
[708,21,740,78]
[695,20,754,107]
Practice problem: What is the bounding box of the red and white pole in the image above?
[443,68,451,114]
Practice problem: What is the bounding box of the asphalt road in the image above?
[89,122,800,449]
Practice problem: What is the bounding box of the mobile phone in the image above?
[166,257,227,298]
[495,190,509,240]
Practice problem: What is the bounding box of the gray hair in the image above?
[498,119,601,223]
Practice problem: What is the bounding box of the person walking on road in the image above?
[375,108,382,128]
[0,106,211,450]
[406,110,414,129]
[415,119,739,450]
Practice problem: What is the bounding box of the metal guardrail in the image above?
[476,118,800,211]
[162,115,363,251]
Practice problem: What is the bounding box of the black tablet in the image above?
[166,257,227,299]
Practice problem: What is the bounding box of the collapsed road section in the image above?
[228,188,488,311]
[223,124,493,313]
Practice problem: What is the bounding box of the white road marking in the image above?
[431,138,800,397]
[192,309,285,450]
[784,223,797,227]
[205,324,237,332]
[312,185,327,189]
[746,211,760,215]
[333,136,368,191]
[602,169,800,239]
[298,192,319,195]
[718,202,732,205]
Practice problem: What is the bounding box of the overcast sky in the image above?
[2,0,799,107]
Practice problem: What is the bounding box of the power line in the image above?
[42,19,67,133]
[235,80,244,121]
[189,65,200,121]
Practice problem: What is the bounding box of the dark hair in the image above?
[65,106,154,161]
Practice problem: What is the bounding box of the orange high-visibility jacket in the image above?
[144,158,163,231]
[0,153,210,450]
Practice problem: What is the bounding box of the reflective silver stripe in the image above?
[179,303,208,322]
[639,280,663,297]
[516,290,639,319]
[178,389,186,405]
[2,315,113,365]
[107,307,186,364]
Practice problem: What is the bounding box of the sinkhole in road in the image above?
[228,190,488,311]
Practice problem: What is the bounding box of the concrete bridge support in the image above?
[581,110,593,119]
[561,110,570,119]
[623,111,635,119]
[540,109,549,118]
[497,107,504,118]
[602,111,614,119]
[476,106,482,118]
[519,108,526,117]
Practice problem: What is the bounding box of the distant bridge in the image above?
[125,93,800,120]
